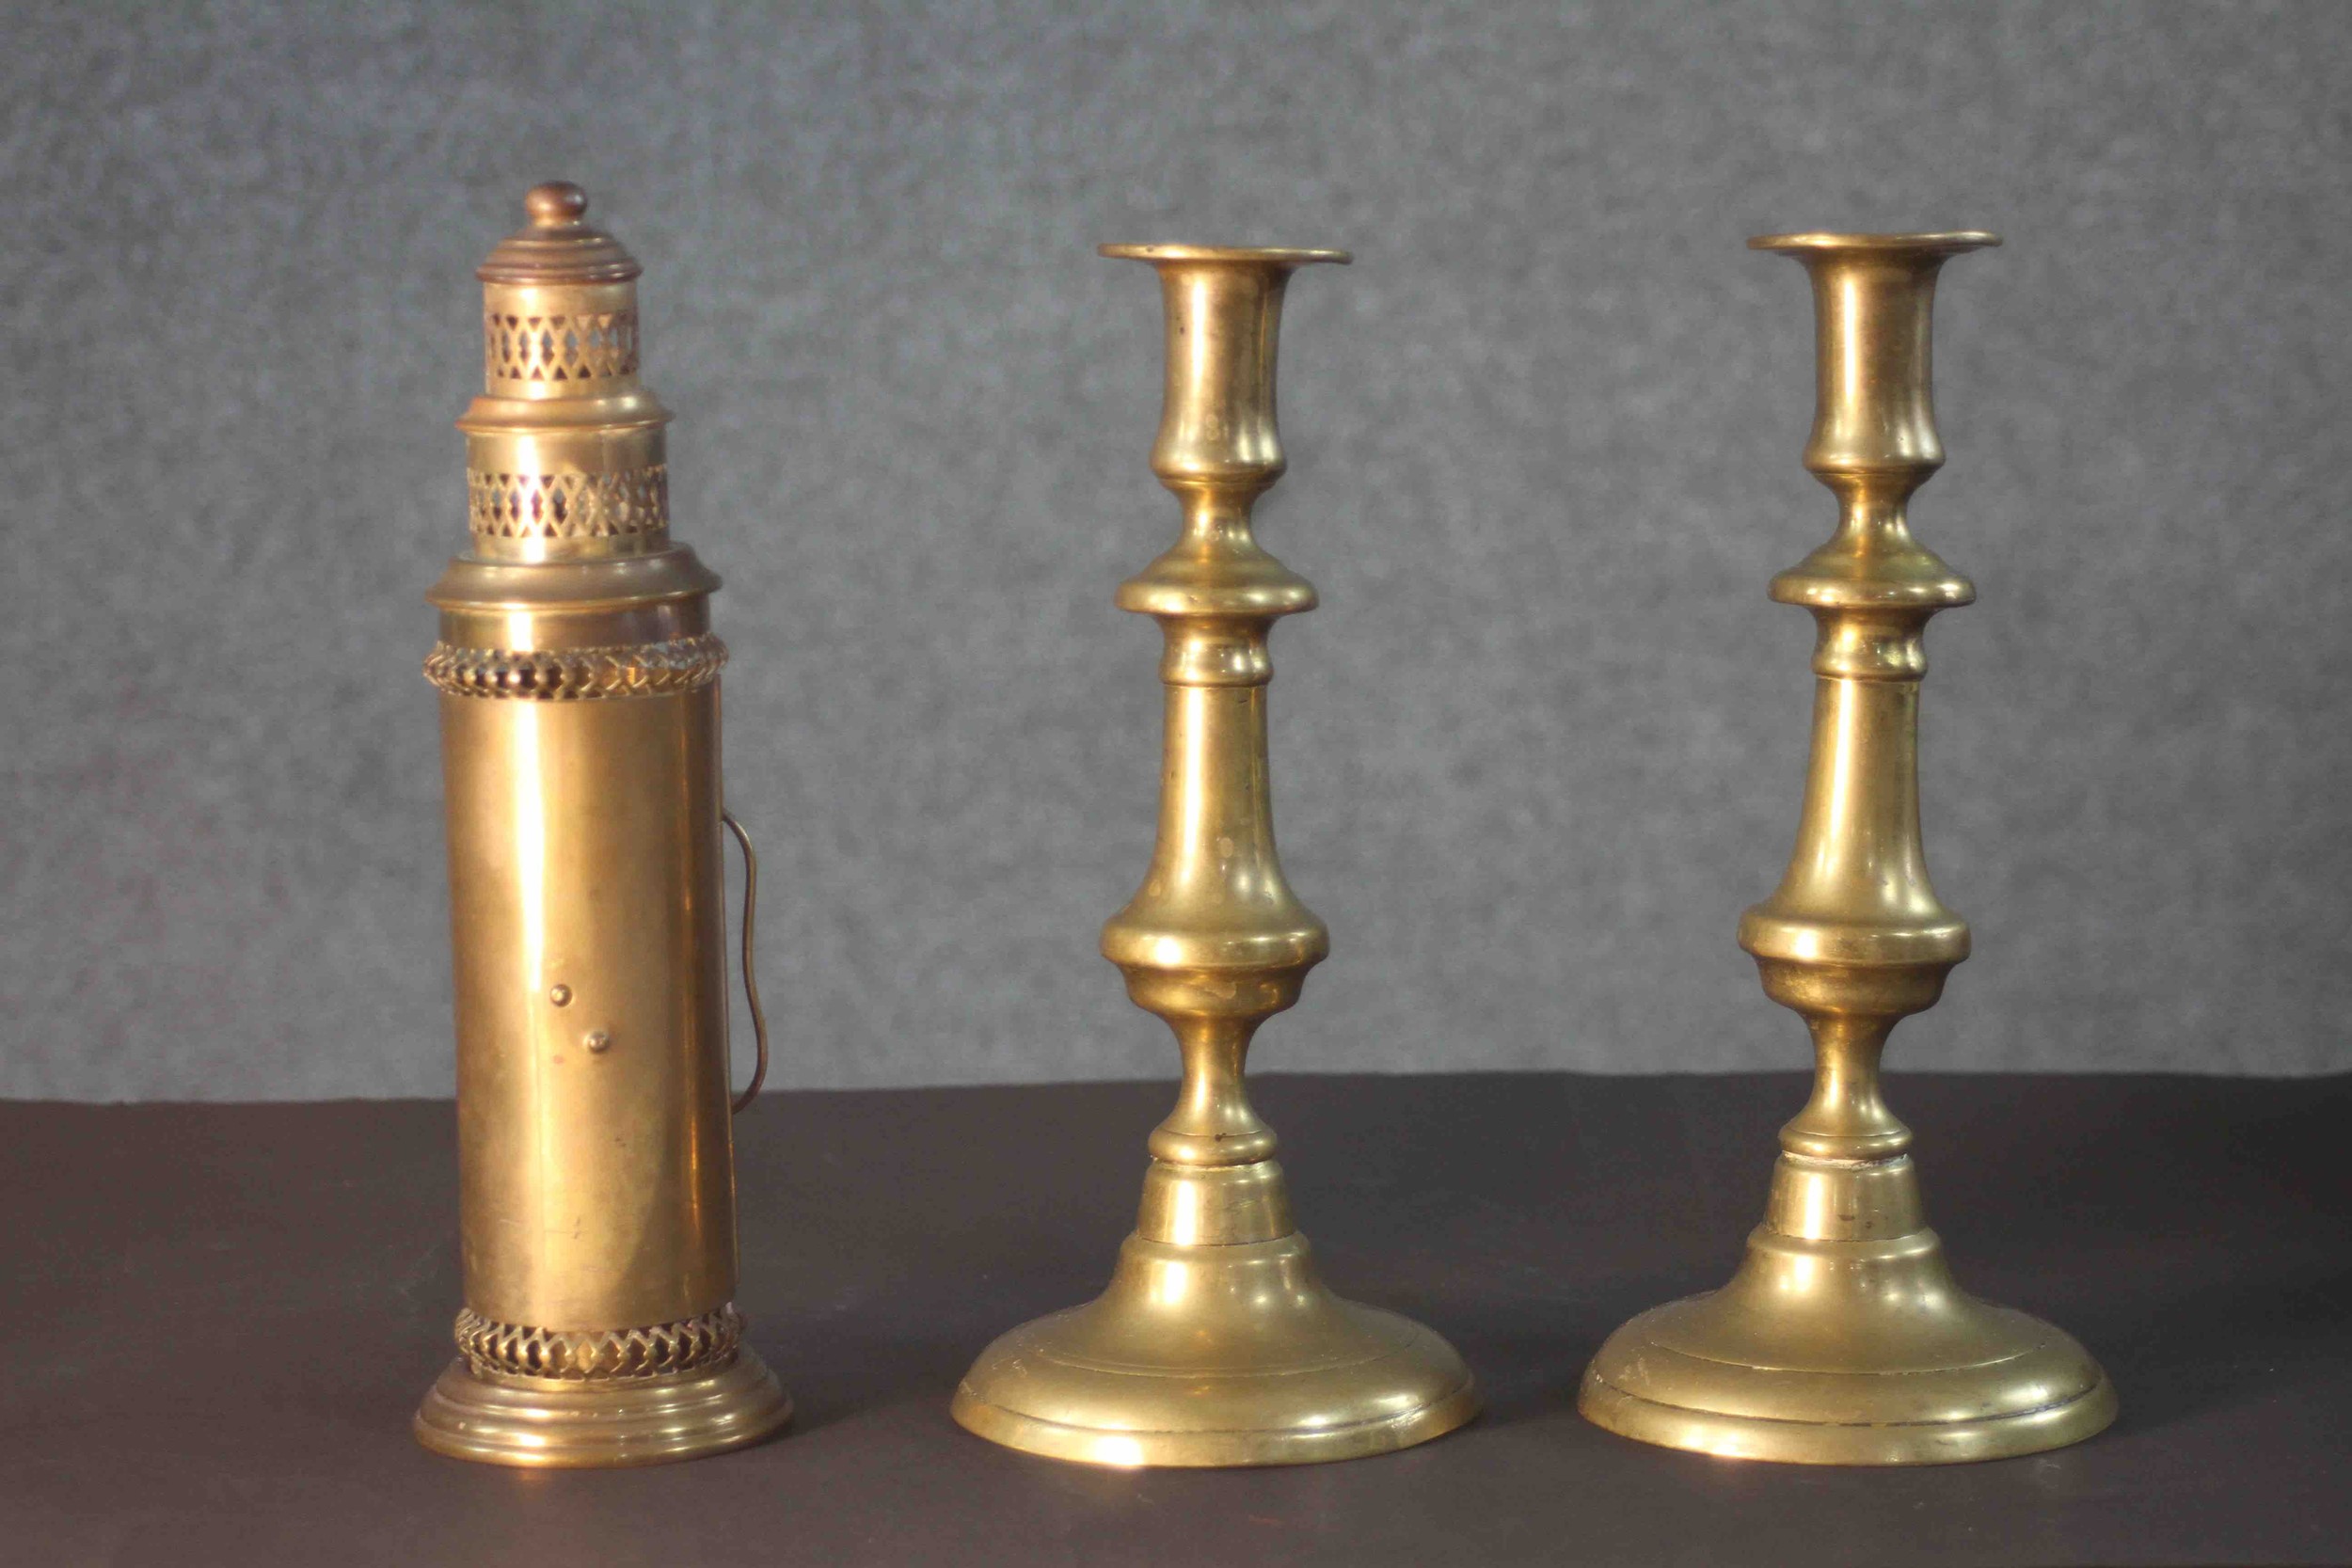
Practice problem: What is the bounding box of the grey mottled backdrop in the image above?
[5,1,2347,1099]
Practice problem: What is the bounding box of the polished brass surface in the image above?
[413,184,788,1467]
[417,1355,787,1470]
[1579,232,2115,1465]
[953,244,1478,1468]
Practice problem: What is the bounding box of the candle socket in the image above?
[951,245,1478,1467]
[412,184,789,1466]
[1577,232,2115,1465]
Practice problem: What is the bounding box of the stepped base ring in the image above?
[1579,1292,2116,1465]
[954,1231,1477,1468]
[953,1374,1480,1468]
[414,1349,791,1467]
[950,1297,1468,1466]
[1579,1373,2116,1465]
[953,1304,1478,1468]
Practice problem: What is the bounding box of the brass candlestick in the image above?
[413,184,790,1466]
[953,245,1479,1467]
[1579,232,2115,1465]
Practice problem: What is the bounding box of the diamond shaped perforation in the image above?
[467,466,668,541]
[484,309,640,387]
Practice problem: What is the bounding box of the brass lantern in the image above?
[412,183,790,1467]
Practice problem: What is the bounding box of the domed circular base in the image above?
[414,1350,791,1467]
[953,1234,1478,1467]
[1580,1286,2115,1465]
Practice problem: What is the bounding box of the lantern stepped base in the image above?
[414,1349,790,1468]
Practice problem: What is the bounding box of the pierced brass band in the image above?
[423,631,726,700]
[453,1305,743,1382]
[485,304,641,391]
[469,464,669,543]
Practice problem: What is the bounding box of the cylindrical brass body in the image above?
[414,184,787,1465]
[438,618,732,1332]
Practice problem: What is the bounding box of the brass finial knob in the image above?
[477,181,640,286]
[525,181,590,228]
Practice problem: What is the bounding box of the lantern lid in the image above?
[477,182,642,285]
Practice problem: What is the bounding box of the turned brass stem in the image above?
[1100,246,1338,1245]
[1151,1018,1275,1167]
[1782,1012,1907,1162]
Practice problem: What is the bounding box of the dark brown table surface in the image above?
[8,1072,2348,1566]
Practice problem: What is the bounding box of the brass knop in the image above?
[477,182,644,286]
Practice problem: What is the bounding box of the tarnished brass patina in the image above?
[412,184,790,1466]
[953,245,1479,1467]
[1579,232,2115,1464]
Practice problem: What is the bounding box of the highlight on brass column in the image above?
[1579,231,2115,1464]
[413,183,791,1466]
[952,245,1479,1467]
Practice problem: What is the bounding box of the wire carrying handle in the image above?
[721,811,770,1113]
